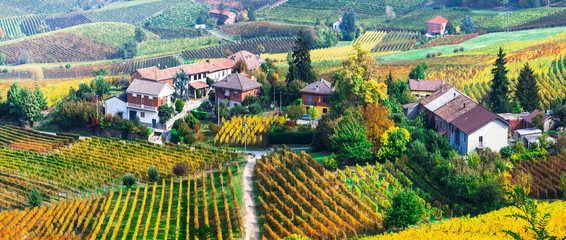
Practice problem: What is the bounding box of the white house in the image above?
[194,24,206,30]
[415,85,509,155]
[333,18,343,31]
[104,79,175,128]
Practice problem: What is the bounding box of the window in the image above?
[323,96,328,103]
[148,98,153,106]
[140,112,145,118]
[234,91,239,98]
[479,136,483,146]
[323,108,328,114]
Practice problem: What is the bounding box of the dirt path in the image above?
[242,155,260,240]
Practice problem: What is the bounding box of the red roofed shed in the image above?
[427,16,449,36]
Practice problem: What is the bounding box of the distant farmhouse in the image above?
[333,18,343,31]
[404,85,509,155]
[427,16,449,37]
[209,9,236,25]
[228,50,266,71]
[300,78,334,116]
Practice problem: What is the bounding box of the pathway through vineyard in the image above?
[242,154,260,240]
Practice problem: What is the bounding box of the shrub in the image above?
[437,51,443,56]
[175,99,185,112]
[454,48,459,53]
[191,110,209,120]
[459,47,465,52]
[267,128,313,144]
[122,173,137,188]
[384,189,425,229]
[248,103,262,114]
[426,53,432,58]
[28,187,43,207]
[431,52,437,57]
[185,113,199,128]
[173,161,189,177]
[158,104,174,123]
[183,133,197,145]
[148,166,159,182]
[210,123,221,134]
[322,157,337,170]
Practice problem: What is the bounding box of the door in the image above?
[479,136,483,147]
[152,119,157,128]
[308,95,313,105]
[129,110,136,121]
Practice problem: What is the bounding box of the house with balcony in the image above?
[105,79,174,128]
[212,73,262,108]
[300,78,334,116]
[411,85,509,155]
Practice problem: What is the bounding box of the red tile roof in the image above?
[300,78,334,95]
[229,50,265,70]
[433,95,476,123]
[451,105,507,135]
[189,81,210,89]
[132,59,234,81]
[210,58,235,70]
[408,79,445,92]
[523,110,550,124]
[428,16,449,24]
[212,73,262,91]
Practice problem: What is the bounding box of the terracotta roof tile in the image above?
[428,16,449,24]
[189,81,210,89]
[433,95,476,123]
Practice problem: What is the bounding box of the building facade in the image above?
[300,78,334,116]
[427,16,449,36]
[212,73,262,108]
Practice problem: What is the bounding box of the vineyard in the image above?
[143,26,202,39]
[371,31,419,53]
[182,38,295,60]
[0,3,25,18]
[256,150,382,239]
[512,155,566,199]
[114,55,182,75]
[362,201,566,239]
[0,32,118,64]
[220,21,307,39]
[214,115,286,147]
[0,164,244,239]
[62,22,158,47]
[45,12,92,30]
[83,0,181,24]
[0,0,87,14]
[0,134,240,209]
[142,1,209,29]
[0,125,77,153]
[417,33,479,49]
[138,36,218,56]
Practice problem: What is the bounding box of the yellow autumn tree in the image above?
[363,103,394,152]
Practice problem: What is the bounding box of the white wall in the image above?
[466,119,509,154]
[128,108,159,126]
[105,98,127,119]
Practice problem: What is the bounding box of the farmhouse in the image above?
[427,16,449,36]
[409,85,509,154]
[228,50,266,71]
[498,110,555,133]
[105,79,175,128]
[130,58,234,99]
[523,110,555,132]
[212,73,262,108]
[209,9,236,25]
[333,18,342,31]
[407,79,445,99]
[300,78,334,116]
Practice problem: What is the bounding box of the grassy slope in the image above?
[142,1,209,29]
[378,26,566,61]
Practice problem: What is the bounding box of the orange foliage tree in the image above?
[363,103,394,152]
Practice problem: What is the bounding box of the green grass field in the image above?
[378,26,566,61]
[142,1,209,29]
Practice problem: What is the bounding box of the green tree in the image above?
[175,99,185,112]
[174,70,190,100]
[91,68,109,77]
[21,87,42,126]
[158,104,174,123]
[215,102,230,120]
[0,54,6,65]
[489,48,511,113]
[340,10,356,41]
[308,105,318,120]
[531,112,546,131]
[119,40,138,59]
[122,174,137,188]
[291,30,317,83]
[461,15,476,34]
[148,166,159,182]
[134,26,146,42]
[515,63,541,112]
[445,21,457,35]
[34,84,47,110]
[91,76,109,96]
[28,187,43,208]
[173,161,189,177]
[330,109,373,164]
[408,63,428,80]
[377,127,411,161]
[232,59,248,73]
[312,115,338,151]
[384,189,425,230]
[287,103,306,120]
[7,82,23,119]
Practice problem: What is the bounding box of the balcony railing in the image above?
[128,103,158,112]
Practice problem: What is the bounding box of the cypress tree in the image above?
[489,48,511,113]
[292,30,317,83]
[515,63,541,112]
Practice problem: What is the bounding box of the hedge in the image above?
[191,109,208,120]
[267,129,313,144]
